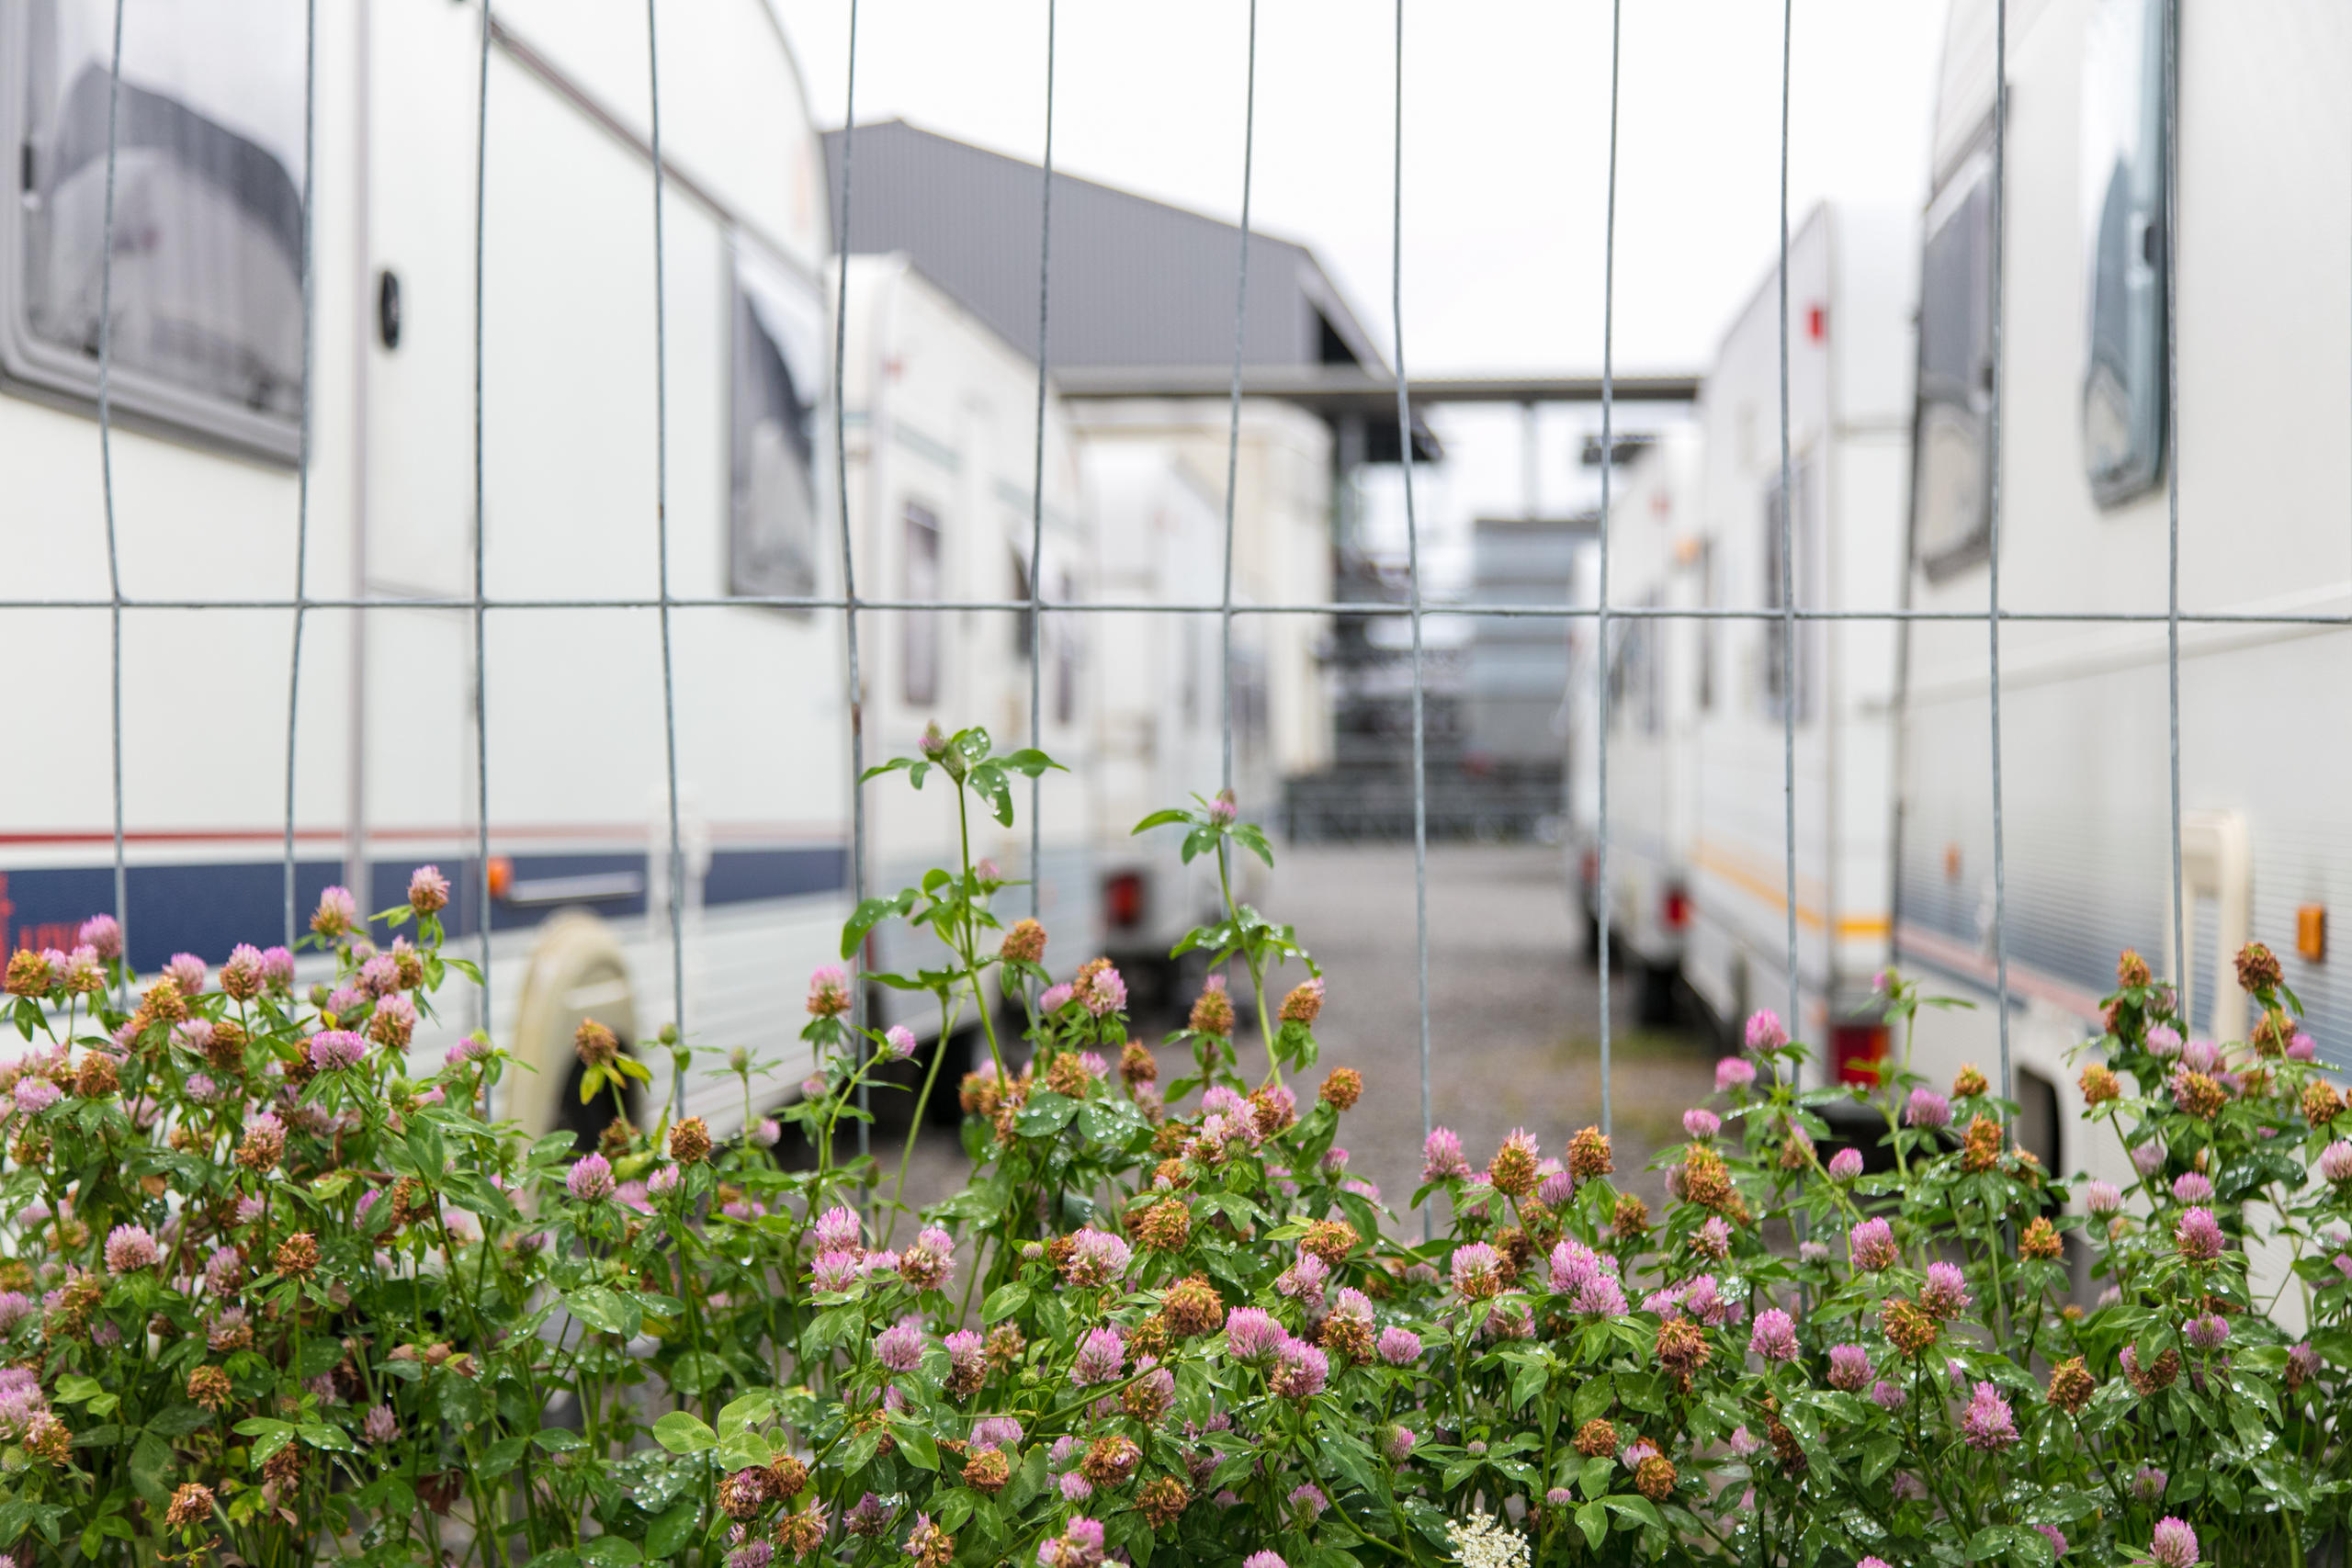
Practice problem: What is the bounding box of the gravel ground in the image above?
[870,843,1719,1233]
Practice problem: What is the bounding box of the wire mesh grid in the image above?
[41,0,2212,1187]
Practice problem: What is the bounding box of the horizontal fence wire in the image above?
[17,596,2352,626]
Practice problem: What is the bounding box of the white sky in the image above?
[771,0,1951,595]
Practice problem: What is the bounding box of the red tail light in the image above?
[1832,1023,1889,1087]
[1580,849,1599,888]
[1104,873,1145,930]
[1662,886,1690,931]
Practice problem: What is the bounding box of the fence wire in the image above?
[50,0,2205,1203]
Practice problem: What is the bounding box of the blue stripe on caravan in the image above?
[2,846,849,971]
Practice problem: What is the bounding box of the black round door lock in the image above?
[377,268,402,350]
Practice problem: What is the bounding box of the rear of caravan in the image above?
[1680,205,1915,1074]
[1567,427,1702,1016]
[1894,0,2352,1224]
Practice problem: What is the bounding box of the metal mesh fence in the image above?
[27,0,2242,1178]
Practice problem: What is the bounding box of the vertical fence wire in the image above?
[1027,0,1057,918]
[1777,0,1800,1044]
[471,1,495,1066]
[1219,0,1258,802]
[1594,0,1623,1139]
[1391,0,1433,1230]
[1988,0,2013,1104]
[647,0,690,1109]
[283,0,320,953]
[2164,0,2185,1006]
[96,0,126,1001]
[832,2,871,1165]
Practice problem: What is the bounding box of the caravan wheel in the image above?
[508,910,642,1149]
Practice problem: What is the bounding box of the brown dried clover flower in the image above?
[984,1323,1026,1370]
[1000,918,1047,964]
[765,1457,810,1501]
[1612,1193,1651,1243]
[669,1116,712,1165]
[1121,1042,1159,1087]
[1135,1199,1193,1253]
[574,1019,619,1067]
[1080,1434,1141,1488]
[2045,1357,2096,1414]
[273,1232,322,1280]
[1045,1054,1096,1100]
[2303,1080,2345,1129]
[1952,1064,1989,1098]
[1882,1297,1940,1358]
[776,1503,829,1562]
[961,1448,1011,1496]
[718,1468,769,1520]
[1655,1319,1710,1387]
[1137,1475,1192,1529]
[73,1054,118,1099]
[1163,1276,1226,1338]
[2019,1216,2065,1261]
[2117,948,2153,988]
[2237,942,2284,995]
[1188,984,1235,1038]
[1574,1417,1618,1458]
[164,1482,216,1532]
[1569,1125,1614,1180]
[1279,978,1325,1026]
[1299,1218,1359,1266]
[1319,1066,1363,1111]
[2174,1071,2227,1122]
[187,1364,233,1411]
[1961,1115,2003,1173]
[2079,1063,2120,1105]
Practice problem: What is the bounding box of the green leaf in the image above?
[1576,1501,1608,1551]
[644,1499,700,1558]
[1965,1525,2018,1562]
[145,1404,213,1438]
[52,1375,105,1405]
[1859,1432,1900,1483]
[1013,1091,1080,1137]
[842,891,915,960]
[298,1421,356,1453]
[933,1488,976,1534]
[982,1282,1031,1323]
[129,1430,173,1506]
[1131,808,1193,834]
[564,1286,641,1338]
[891,1420,940,1472]
[1000,748,1064,777]
[1578,1455,1614,1499]
[651,1411,717,1456]
[718,1391,775,1437]
[969,764,1015,827]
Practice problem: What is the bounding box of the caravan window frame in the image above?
[2079,0,2169,507]
[728,241,825,604]
[0,0,309,463]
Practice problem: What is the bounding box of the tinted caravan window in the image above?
[730,250,824,600]
[1911,152,1995,576]
[2080,0,2168,506]
[7,0,309,457]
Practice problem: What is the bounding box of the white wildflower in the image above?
[1445,1507,1531,1568]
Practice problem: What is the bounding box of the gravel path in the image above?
[876,843,1719,1233]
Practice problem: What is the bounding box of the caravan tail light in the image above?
[487,856,514,901]
[1662,886,1690,931]
[1833,1023,1889,1087]
[1104,872,1145,931]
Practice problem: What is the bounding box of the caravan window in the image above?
[4,0,310,459]
[1910,152,1996,576]
[730,251,823,600]
[2080,0,2167,505]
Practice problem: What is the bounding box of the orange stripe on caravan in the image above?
[1688,842,1887,941]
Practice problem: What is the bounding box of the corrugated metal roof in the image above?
[823,119,1388,375]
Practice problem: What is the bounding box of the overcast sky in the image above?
[774,0,1948,376]
[771,0,1951,595]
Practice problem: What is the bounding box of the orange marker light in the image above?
[2298,904,2326,964]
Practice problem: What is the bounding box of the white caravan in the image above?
[1566,426,1703,1022]
[1894,0,2352,1202]
[1078,441,1275,990]
[1570,206,1916,1062]
[0,0,854,1139]
[833,253,1099,1035]
[1067,398,1327,969]
[1679,204,1916,1078]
